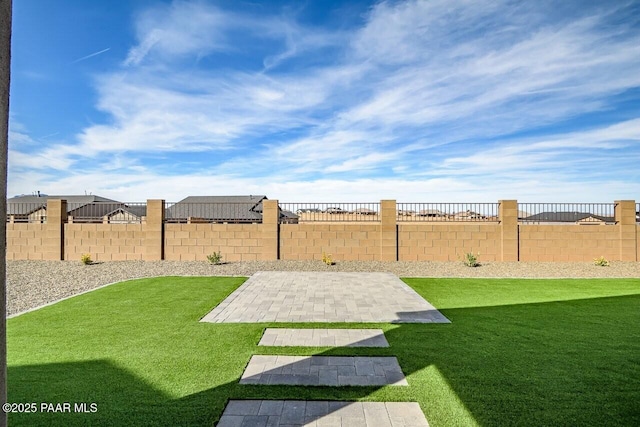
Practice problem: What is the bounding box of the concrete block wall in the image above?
[260,200,280,261]
[380,200,397,261]
[143,199,164,261]
[6,223,46,260]
[280,223,381,261]
[164,223,265,261]
[5,198,639,262]
[519,225,619,262]
[65,224,145,261]
[499,200,519,261]
[398,223,501,261]
[43,199,66,260]
[518,200,638,262]
[616,200,637,261]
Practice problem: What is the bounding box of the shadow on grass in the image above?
[9,360,172,426]
[389,294,640,426]
[8,286,640,426]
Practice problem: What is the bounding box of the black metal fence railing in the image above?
[636,203,640,223]
[67,202,147,224]
[397,203,499,222]
[6,202,48,223]
[164,202,263,224]
[518,203,616,225]
[9,200,631,225]
[278,203,380,222]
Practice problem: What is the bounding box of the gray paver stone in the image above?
[240,415,270,427]
[219,401,429,427]
[240,356,407,387]
[259,401,284,416]
[281,401,306,424]
[226,400,261,415]
[304,401,329,417]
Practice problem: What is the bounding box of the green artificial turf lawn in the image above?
[7,276,640,426]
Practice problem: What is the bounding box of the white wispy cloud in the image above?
[9,0,640,202]
[437,118,640,175]
[124,1,231,66]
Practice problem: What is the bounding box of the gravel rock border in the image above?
[7,260,640,316]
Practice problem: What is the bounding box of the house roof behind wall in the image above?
[7,194,119,215]
[175,195,267,204]
[168,195,267,222]
[523,211,615,223]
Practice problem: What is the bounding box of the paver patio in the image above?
[218,400,429,427]
[211,272,434,426]
[259,328,389,347]
[240,355,408,386]
[201,271,449,323]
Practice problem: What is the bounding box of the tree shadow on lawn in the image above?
[8,293,640,426]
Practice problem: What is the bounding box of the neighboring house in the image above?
[522,212,615,224]
[296,208,322,214]
[66,198,140,223]
[453,210,486,220]
[6,202,47,223]
[6,194,133,223]
[105,205,147,224]
[279,210,299,224]
[325,207,344,214]
[418,209,447,218]
[166,196,298,224]
[352,208,377,215]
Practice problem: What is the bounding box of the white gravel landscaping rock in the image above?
[6,260,640,316]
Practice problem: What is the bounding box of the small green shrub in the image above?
[206,252,223,265]
[463,252,480,267]
[80,254,92,265]
[322,252,335,265]
[593,256,610,267]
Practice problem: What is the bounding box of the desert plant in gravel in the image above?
[322,252,335,265]
[206,252,223,265]
[80,254,93,265]
[593,256,610,267]
[462,252,480,267]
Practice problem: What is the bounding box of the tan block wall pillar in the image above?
[262,199,279,260]
[43,199,67,260]
[615,200,637,261]
[380,200,397,261]
[143,199,165,261]
[499,200,518,261]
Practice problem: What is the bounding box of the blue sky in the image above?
[8,0,640,202]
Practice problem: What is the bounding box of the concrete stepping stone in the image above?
[259,328,389,347]
[218,400,429,426]
[240,355,408,386]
